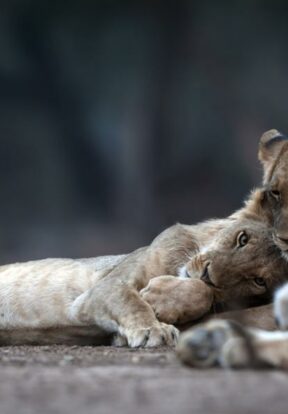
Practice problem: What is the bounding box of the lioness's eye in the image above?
[254,277,266,287]
[269,190,281,201]
[236,231,248,248]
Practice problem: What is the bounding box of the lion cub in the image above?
[0,184,287,348]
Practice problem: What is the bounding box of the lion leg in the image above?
[204,303,276,330]
[177,284,288,369]
[69,280,179,348]
[177,319,288,369]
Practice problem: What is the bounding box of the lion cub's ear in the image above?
[258,129,288,182]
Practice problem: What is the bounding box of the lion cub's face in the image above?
[258,129,288,257]
[185,219,288,303]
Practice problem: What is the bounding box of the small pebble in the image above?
[132,356,140,363]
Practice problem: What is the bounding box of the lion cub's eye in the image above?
[254,277,266,288]
[269,190,281,201]
[236,231,248,248]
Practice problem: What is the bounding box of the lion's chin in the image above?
[281,250,288,262]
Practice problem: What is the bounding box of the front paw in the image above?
[176,320,253,368]
[121,322,179,348]
[140,276,179,324]
[140,277,213,324]
[274,283,288,329]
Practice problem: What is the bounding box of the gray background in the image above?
[0,0,286,262]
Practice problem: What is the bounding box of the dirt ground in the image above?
[0,345,287,414]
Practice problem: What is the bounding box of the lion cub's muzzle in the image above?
[200,263,217,288]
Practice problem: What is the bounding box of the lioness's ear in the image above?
[258,129,288,182]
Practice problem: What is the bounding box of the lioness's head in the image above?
[184,218,288,303]
[258,129,288,255]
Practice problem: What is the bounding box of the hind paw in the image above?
[176,320,252,368]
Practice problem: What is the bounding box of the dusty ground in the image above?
[0,345,287,414]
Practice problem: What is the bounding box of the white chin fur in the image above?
[274,283,288,329]
[177,265,189,279]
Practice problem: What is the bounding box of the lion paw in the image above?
[140,276,213,325]
[111,334,128,347]
[176,320,252,368]
[122,322,179,348]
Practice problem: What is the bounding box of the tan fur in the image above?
[206,304,277,330]
[176,318,288,369]
[140,277,213,325]
[258,129,288,251]
[176,129,288,368]
[68,211,288,348]
[2,130,288,347]
[0,186,287,347]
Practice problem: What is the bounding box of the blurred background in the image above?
[0,0,288,263]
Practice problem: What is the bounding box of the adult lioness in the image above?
[0,185,287,348]
[258,129,288,255]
